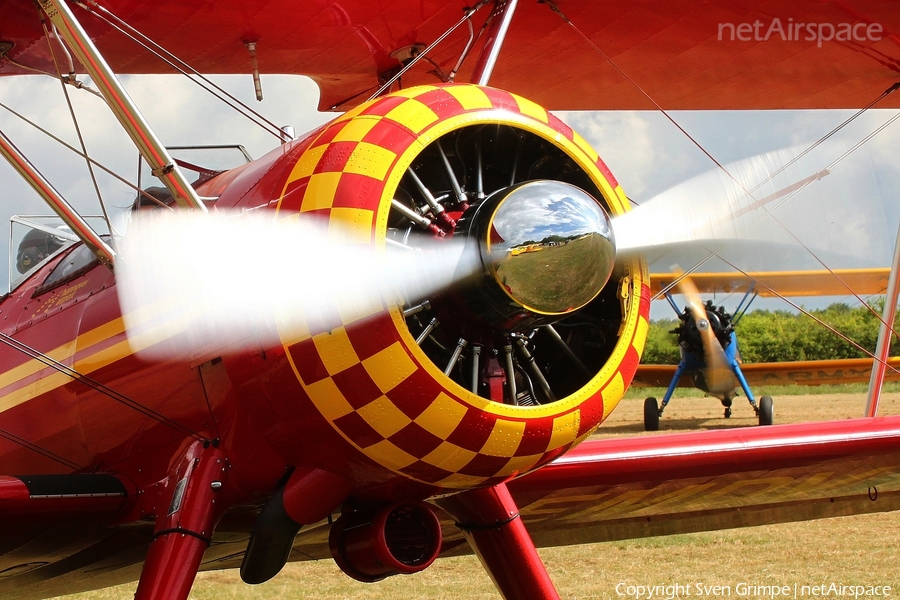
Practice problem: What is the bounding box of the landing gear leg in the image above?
[134,441,228,600]
[437,483,560,600]
[731,360,770,423]
[651,361,686,431]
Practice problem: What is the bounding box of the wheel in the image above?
[724,407,732,418]
[644,397,660,431]
[758,396,774,426]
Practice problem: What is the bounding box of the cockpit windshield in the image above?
[8,215,107,293]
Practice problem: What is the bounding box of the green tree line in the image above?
[642,301,899,364]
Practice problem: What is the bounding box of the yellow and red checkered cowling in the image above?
[274,84,650,491]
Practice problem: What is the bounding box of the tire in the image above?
[644,397,660,431]
[758,396,774,426]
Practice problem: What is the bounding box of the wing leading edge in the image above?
[650,268,891,299]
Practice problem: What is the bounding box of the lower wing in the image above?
[1,418,899,596]
[507,416,900,547]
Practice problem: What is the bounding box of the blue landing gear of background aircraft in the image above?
[643,295,775,431]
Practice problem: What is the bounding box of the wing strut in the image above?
[36,0,206,212]
[437,483,561,599]
[866,218,900,416]
[472,0,519,86]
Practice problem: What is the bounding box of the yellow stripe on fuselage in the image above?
[0,317,125,392]
[0,300,179,415]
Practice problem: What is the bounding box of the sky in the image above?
[1,72,899,320]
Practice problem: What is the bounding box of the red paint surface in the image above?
[0,3,895,598]
[3,1,900,110]
[439,483,560,600]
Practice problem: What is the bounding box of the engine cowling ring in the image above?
[274,84,650,491]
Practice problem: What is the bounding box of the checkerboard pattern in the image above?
[275,84,651,490]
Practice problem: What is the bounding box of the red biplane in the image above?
[1,1,900,599]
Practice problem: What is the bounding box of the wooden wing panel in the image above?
[2,0,900,111]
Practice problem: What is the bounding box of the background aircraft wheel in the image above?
[644,397,660,431]
[759,396,774,426]
[724,407,731,418]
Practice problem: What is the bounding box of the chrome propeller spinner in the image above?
[461,179,616,327]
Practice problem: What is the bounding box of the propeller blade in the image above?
[115,211,478,360]
[674,271,734,394]
[613,146,805,253]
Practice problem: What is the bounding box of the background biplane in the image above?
[635,268,899,430]
[0,1,899,599]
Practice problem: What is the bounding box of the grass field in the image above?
[63,388,900,599]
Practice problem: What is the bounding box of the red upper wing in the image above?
[2,0,900,111]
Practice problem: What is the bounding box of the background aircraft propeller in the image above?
[673,271,735,394]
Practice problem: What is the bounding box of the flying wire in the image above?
[0,100,174,210]
[0,427,84,471]
[39,12,115,236]
[366,1,491,102]
[744,82,900,196]
[543,0,750,195]
[651,111,900,352]
[0,331,208,443]
[714,255,900,379]
[0,41,104,99]
[744,111,900,336]
[544,1,900,354]
[74,0,287,140]
[648,104,900,320]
